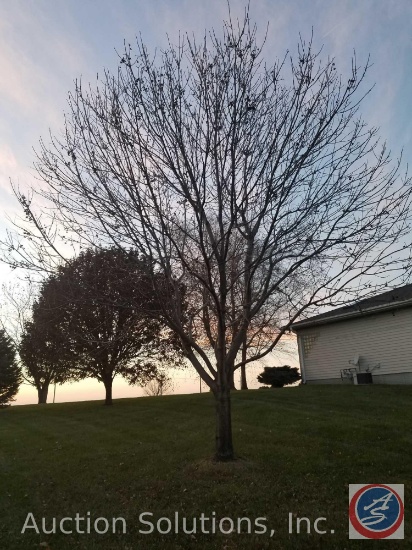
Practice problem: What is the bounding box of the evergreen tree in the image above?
[0,329,21,406]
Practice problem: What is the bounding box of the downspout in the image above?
[296,334,307,384]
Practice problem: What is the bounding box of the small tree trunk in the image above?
[37,385,49,404]
[103,379,113,406]
[229,370,237,390]
[240,363,248,390]
[214,386,234,461]
[240,338,248,390]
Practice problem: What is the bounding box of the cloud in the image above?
[0,1,98,242]
[0,1,98,152]
[0,144,27,200]
[0,143,37,245]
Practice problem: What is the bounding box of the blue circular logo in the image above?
[356,486,400,531]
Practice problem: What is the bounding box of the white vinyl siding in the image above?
[297,308,412,381]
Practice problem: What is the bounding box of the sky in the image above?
[0,0,411,403]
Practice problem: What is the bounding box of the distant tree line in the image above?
[0,247,184,406]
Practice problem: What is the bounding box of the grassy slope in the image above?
[0,386,411,549]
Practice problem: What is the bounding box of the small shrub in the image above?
[257,365,301,388]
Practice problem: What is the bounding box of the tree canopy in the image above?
[19,299,80,404]
[23,248,183,405]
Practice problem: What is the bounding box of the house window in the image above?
[301,334,318,358]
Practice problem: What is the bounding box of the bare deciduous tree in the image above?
[0,282,35,347]
[4,13,412,458]
[143,372,173,397]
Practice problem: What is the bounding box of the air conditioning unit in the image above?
[341,358,379,385]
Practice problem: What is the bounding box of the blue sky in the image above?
[1,0,411,253]
[0,0,411,402]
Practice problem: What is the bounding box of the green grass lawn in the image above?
[0,386,411,549]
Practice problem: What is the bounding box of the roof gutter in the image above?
[291,297,412,331]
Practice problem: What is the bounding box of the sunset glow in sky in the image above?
[0,0,411,403]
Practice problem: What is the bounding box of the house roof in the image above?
[291,283,412,330]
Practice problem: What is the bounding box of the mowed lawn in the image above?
[0,386,411,549]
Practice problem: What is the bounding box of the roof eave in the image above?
[291,298,412,332]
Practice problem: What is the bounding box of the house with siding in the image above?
[291,284,412,385]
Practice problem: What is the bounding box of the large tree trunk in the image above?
[37,385,49,404]
[214,386,234,461]
[103,379,113,406]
